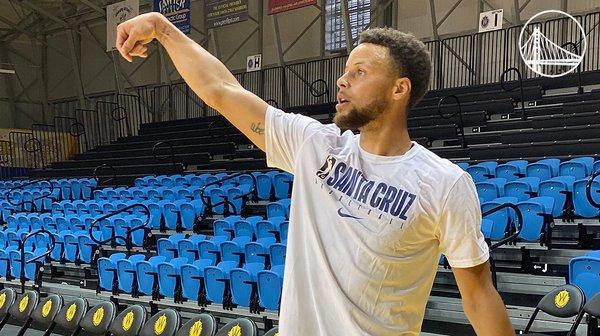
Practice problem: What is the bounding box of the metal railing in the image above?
[199,172,258,218]
[88,203,151,251]
[152,141,179,175]
[500,67,527,120]
[437,95,467,149]
[6,179,56,213]
[19,229,56,293]
[482,203,525,288]
[586,171,600,209]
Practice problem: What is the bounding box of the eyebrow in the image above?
[344,61,366,70]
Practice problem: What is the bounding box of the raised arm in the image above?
[116,12,268,151]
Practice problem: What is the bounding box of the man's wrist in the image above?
[152,13,172,43]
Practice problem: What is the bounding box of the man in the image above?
[116,13,515,335]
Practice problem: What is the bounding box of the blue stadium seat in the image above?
[97,253,127,292]
[198,237,228,265]
[475,178,507,203]
[496,160,528,182]
[230,262,265,307]
[233,216,263,239]
[466,161,498,183]
[204,261,238,304]
[220,237,252,264]
[504,177,540,202]
[573,178,600,218]
[517,196,554,242]
[269,244,286,267]
[273,173,293,199]
[267,199,291,219]
[77,230,103,264]
[177,235,207,262]
[181,259,214,301]
[539,176,577,217]
[594,160,600,174]
[116,254,146,293]
[245,238,277,266]
[569,254,600,299]
[457,163,469,171]
[481,197,518,240]
[526,159,560,180]
[136,256,167,296]
[157,234,187,259]
[256,216,286,241]
[254,173,273,200]
[157,257,188,298]
[257,265,285,310]
[560,157,595,179]
[213,216,242,240]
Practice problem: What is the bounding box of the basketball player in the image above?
[117,13,515,335]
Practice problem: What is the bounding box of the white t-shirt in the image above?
[265,106,489,335]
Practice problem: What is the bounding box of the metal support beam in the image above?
[272,14,290,107]
[519,0,533,13]
[79,0,105,15]
[428,0,439,39]
[83,22,139,90]
[340,0,354,53]
[41,34,49,122]
[66,27,86,107]
[272,15,286,66]
[283,13,321,56]
[513,0,521,25]
[0,15,70,60]
[0,42,17,127]
[223,27,259,65]
[19,0,70,28]
[437,0,463,28]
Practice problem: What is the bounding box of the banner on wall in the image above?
[268,0,316,15]
[153,0,192,34]
[205,0,248,29]
[106,0,139,51]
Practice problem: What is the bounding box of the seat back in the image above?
[31,294,63,328]
[8,290,39,322]
[55,298,88,332]
[80,301,117,335]
[524,284,585,333]
[214,318,258,336]
[175,314,217,336]
[139,308,180,336]
[109,304,147,336]
[569,256,600,300]
[263,327,279,336]
[0,288,16,317]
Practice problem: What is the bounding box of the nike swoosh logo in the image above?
[337,208,362,220]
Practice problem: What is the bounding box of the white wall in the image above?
[3,0,600,129]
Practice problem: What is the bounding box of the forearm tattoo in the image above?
[251,122,264,135]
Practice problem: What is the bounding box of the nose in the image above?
[337,73,349,89]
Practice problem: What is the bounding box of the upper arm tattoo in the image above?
[250,122,265,135]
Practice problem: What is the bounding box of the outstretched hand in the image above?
[116,12,163,62]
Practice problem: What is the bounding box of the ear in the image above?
[392,77,411,102]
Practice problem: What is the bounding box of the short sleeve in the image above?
[437,173,489,268]
[265,106,324,173]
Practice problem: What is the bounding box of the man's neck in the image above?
[358,115,412,157]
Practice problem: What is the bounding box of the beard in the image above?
[333,96,390,130]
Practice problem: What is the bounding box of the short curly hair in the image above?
[358,28,431,109]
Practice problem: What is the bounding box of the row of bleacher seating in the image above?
[461,157,600,182]
[475,176,598,218]
[134,171,293,201]
[98,251,285,310]
[0,287,278,335]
